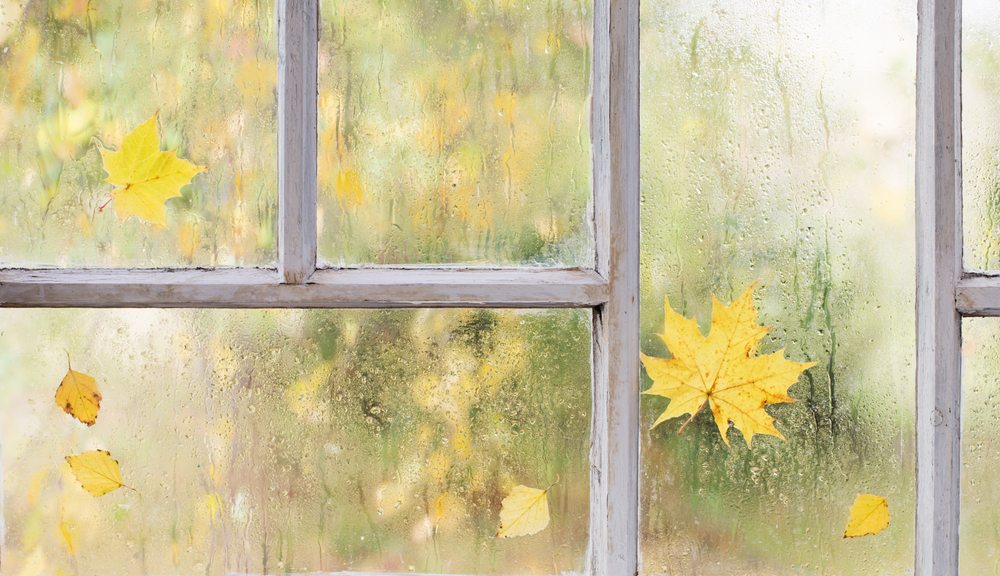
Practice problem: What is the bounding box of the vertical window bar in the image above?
[915,0,962,573]
[590,0,639,572]
[277,0,319,284]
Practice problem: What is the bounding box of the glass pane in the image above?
[963,0,1000,271]
[317,0,593,267]
[0,1,277,268]
[960,318,1000,573]
[0,308,590,574]
[640,0,915,573]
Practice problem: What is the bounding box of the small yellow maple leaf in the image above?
[55,352,101,426]
[65,450,127,497]
[98,113,206,227]
[640,283,816,447]
[496,484,550,538]
[844,494,889,537]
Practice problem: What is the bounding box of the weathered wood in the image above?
[0,268,608,308]
[915,0,963,573]
[277,0,319,283]
[956,274,1000,316]
[589,0,639,571]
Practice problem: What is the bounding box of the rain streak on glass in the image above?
[960,318,1000,574]
[0,308,590,575]
[317,0,593,266]
[963,0,1000,271]
[640,0,915,573]
[0,0,277,268]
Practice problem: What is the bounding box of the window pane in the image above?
[960,318,1000,574]
[0,1,277,268]
[640,1,915,573]
[0,308,590,574]
[962,0,1000,271]
[317,0,593,267]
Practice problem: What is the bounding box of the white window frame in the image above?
[917,0,1000,573]
[0,0,640,574]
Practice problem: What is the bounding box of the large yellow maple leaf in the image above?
[98,113,206,226]
[640,284,816,447]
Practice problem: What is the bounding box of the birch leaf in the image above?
[640,283,817,447]
[66,450,126,497]
[98,113,206,226]
[55,355,101,426]
[844,494,890,538]
[496,485,550,538]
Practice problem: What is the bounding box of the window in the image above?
[1,0,991,574]
[0,0,637,573]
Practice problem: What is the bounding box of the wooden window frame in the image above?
[917,0,1000,574]
[0,0,640,574]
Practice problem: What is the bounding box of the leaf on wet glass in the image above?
[844,494,889,538]
[55,353,101,427]
[640,283,816,447]
[98,113,206,227]
[66,450,127,497]
[496,484,550,538]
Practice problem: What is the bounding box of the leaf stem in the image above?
[677,399,708,437]
[544,474,560,492]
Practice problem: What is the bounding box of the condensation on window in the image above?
[959,318,1000,574]
[962,0,1000,272]
[0,308,590,574]
[640,0,915,573]
[317,0,593,267]
[0,0,277,268]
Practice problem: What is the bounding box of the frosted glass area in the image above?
[0,1,277,268]
[0,308,590,574]
[960,318,1000,574]
[963,0,1000,271]
[640,0,915,573]
[317,0,593,267]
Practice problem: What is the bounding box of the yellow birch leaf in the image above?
[65,450,126,497]
[55,355,101,426]
[844,494,890,538]
[640,283,817,447]
[98,113,206,227]
[496,485,550,538]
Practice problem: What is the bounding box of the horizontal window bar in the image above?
[957,273,1000,316]
[0,268,607,308]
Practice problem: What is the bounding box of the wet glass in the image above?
[0,0,277,268]
[317,0,593,267]
[960,318,1000,574]
[640,0,916,573]
[0,308,590,574]
[963,0,1000,271]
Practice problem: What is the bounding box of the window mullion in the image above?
[277,0,319,284]
[589,0,639,572]
[915,0,962,573]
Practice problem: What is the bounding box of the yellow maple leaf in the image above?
[65,450,127,497]
[496,484,550,538]
[844,494,889,537]
[54,353,101,427]
[98,113,206,226]
[640,283,816,447]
